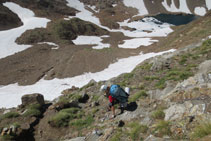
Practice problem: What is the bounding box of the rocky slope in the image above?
[0,30,210,141]
[0,4,22,31]
[0,0,211,141]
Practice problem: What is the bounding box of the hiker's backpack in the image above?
[109,85,129,103]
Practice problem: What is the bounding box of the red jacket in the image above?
[109,95,115,103]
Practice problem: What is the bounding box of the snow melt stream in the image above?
[0,2,50,59]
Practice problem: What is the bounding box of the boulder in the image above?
[78,93,89,103]
[21,93,44,107]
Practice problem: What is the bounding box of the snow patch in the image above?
[38,42,59,49]
[72,36,110,49]
[0,2,50,59]
[123,0,148,16]
[119,38,158,49]
[117,17,173,38]
[0,49,175,108]
[162,0,191,14]
[66,0,103,28]
[194,7,206,16]
[205,0,211,10]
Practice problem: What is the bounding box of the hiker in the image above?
[100,84,129,118]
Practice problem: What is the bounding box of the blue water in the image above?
[151,13,198,26]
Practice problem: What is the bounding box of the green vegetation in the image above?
[140,63,152,70]
[129,90,147,102]
[92,95,100,102]
[154,120,171,137]
[23,104,42,117]
[48,108,83,127]
[191,122,211,139]
[144,76,159,81]
[54,18,108,40]
[0,112,20,120]
[110,129,122,141]
[16,28,48,44]
[69,115,94,130]
[0,135,14,141]
[124,73,134,80]
[151,109,165,120]
[128,122,148,141]
[155,78,166,89]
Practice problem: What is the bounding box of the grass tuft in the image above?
[129,90,147,102]
[0,112,20,120]
[191,122,211,139]
[151,109,165,120]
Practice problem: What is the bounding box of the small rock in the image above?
[118,120,125,127]
[78,93,89,103]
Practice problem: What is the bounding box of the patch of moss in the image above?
[129,90,147,102]
[110,131,122,141]
[144,76,159,81]
[154,120,171,137]
[0,112,20,120]
[69,115,94,130]
[23,104,42,117]
[191,122,211,139]
[151,109,165,120]
[155,78,166,89]
[140,63,152,70]
[48,108,82,127]
[128,122,148,141]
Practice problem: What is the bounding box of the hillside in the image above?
[0,0,211,141]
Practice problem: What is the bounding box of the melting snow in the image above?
[194,7,206,16]
[72,36,110,49]
[123,0,148,16]
[0,49,175,108]
[38,42,59,49]
[66,0,103,28]
[118,17,173,38]
[119,38,158,49]
[205,0,211,10]
[0,2,50,59]
[162,0,191,14]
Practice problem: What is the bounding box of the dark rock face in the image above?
[78,93,89,103]
[0,4,23,31]
[21,93,45,106]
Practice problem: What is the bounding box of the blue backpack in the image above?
[109,85,129,103]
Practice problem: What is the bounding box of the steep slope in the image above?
[0,4,22,31]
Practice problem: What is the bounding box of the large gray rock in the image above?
[164,101,206,121]
[21,93,44,106]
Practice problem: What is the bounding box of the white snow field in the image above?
[205,0,211,10]
[0,49,175,108]
[194,7,206,16]
[162,0,191,14]
[66,0,173,49]
[72,36,110,49]
[123,0,148,16]
[0,2,50,59]
[119,38,158,49]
